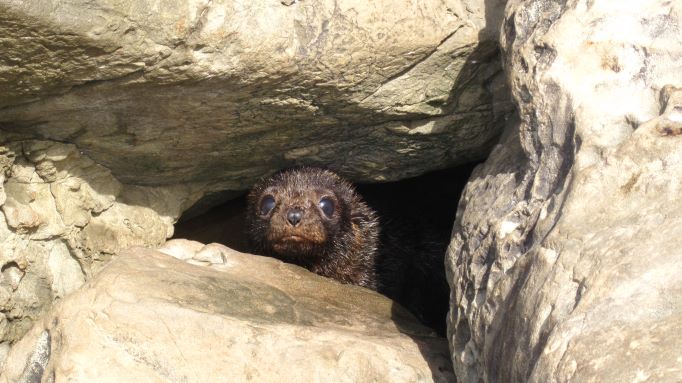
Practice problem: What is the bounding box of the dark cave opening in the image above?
[172,162,479,335]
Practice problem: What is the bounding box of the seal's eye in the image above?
[319,197,335,218]
[259,195,276,216]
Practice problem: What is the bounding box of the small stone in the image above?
[1,265,24,291]
[158,239,205,260]
[193,245,227,265]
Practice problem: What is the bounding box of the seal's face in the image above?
[256,187,338,257]
[247,168,353,262]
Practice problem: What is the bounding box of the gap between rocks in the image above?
[173,163,480,335]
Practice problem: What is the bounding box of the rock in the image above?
[0,0,511,351]
[1,243,454,382]
[0,0,508,187]
[447,0,682,382]
[0,141,202,349]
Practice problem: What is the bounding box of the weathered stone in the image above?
[2,243,454,382]
[0,0,510,355]
[447,0,682,382]
[0,0,508,187]
[0,141,199,349]
[46,241,85,300]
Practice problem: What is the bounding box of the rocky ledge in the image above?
[1,240,454,382]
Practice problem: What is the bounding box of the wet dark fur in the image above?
[246,167,449,334]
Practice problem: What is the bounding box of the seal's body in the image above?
[246,167,449,333]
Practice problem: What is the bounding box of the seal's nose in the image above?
[286,208,303,226]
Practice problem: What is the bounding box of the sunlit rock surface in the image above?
[0,0,508,348]
[1,242,453,382]
[0,0,507,186]
[446,0,682,381]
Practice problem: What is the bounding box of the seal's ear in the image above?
[350,200,379,228]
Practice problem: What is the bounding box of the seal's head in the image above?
[246,167,376,266]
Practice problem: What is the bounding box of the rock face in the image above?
[0,0,509,348]
[0,0,508,187]
[447,0,682,382]
[0,141,199,349]
[1,242,454,382]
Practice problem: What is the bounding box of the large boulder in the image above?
[1,242,454,382]
[0,0,507,186]
[447,0,682,381]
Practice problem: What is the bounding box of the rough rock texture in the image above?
[447,0,682,382]
[0,0,509,349]
[1,241,454,382]
[0,141,200,348]
[0,0,508,186]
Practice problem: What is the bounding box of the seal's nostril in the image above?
[286,209,303,226]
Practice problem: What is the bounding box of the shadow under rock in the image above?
[391,303,457,382]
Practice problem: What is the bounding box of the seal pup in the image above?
[246,167,449,334]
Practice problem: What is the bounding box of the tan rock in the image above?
[0,0,508,187]
[447,0,682,381]
[0,141,197,347]
[2,244,454,382]
[0,0,510,352]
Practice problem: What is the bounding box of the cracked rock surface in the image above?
[0,141,201,354]
[0,0,509,354]
[446,0,682,382]
[0,0,508,187]
[1,242,454,382]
